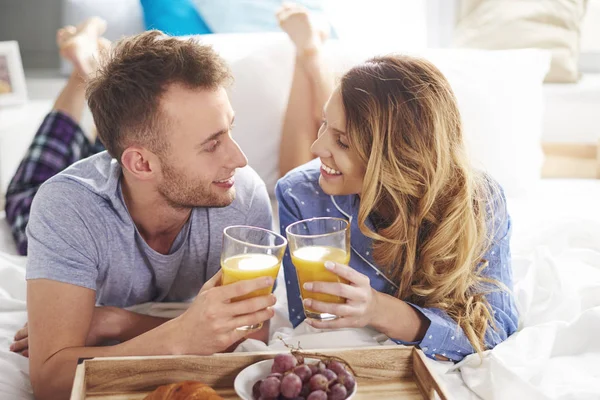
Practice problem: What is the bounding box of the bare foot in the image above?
[56,17,108,80]
[98,37,112,54]
[277,3,329,55]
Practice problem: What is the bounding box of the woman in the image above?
[276,15,517,362]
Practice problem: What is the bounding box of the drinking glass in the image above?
[221,225,287,331]
[285,217,350,321]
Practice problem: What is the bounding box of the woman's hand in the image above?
[302,261,431,342]
[302,261,380,329]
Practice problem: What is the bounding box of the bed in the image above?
[1,178,599,400]
[0,26,599,400]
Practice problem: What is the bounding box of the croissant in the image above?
[143,381,224,400]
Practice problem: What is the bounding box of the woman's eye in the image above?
[336,137,349,150]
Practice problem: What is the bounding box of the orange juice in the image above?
[291,246,350,308]
[221,253,280,301]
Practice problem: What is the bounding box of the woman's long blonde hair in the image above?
[340,55,504,353]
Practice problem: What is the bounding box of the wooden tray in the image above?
[70,345,450,399]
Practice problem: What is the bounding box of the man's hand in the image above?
[171,270,277,355]
[10,323,30,357]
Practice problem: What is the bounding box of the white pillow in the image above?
[454,0,587,83]
[201,33,550,198]
[422,49,551,198]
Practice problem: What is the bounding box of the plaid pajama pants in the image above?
[4,111,104,255]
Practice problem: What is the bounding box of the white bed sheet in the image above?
[0,212,17,256]
[0,179,599,399]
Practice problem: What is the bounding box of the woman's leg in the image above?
[4,18,108,255]
[277,4,334,177]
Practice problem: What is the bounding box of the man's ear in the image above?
[120,147,159,180]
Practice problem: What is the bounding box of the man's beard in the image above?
[157,160,235,209]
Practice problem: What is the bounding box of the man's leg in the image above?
[277,4,334,177]
[4,18,108,255]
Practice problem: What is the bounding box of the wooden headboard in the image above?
[542,140,600,179]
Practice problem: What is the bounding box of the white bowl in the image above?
[234,357,357,400]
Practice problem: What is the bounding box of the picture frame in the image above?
[0,41,27,107]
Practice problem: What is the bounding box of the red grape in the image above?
[251,379,262,400]
[280,373,303,398]
[326,360,346,376]
[327,383,348,400]
[259,376,281,398]
[337,371,356,393]
[271,353,298,374]
[300,382,311,397]
[267,372,282,380]
[321,369,337,383]
[251,354,356,400]
[307,390,328,400]
[309,374,328,392]
[293,364,313,383]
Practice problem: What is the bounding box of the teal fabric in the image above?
[192,0,335,36]
[140,0,212,35]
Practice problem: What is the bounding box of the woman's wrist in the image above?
[369,292,430,343]
[400,302,431,342]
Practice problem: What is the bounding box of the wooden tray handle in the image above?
[412,348,451,400]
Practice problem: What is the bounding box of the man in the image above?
[11,29,276,400]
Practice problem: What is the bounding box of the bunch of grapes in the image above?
[252,353,356,400]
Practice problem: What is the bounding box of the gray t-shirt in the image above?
[26,151,272,307]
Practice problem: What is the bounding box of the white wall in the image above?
[581,0,600,51]
[425,0,460,48]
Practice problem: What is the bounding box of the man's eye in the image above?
[206,140,220,152]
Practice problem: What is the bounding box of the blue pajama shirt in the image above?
[275,159,518,362]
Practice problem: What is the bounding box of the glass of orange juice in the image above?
[221,226,287,331]
[286,217,350,321]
